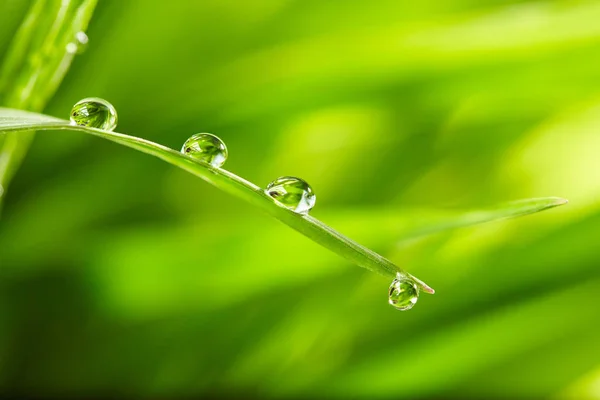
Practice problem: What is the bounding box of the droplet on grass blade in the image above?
[181,133,228,167]
[266,176,316,214]
[389,274,419,311]
[70,97,117,131]
[66,31,89,54]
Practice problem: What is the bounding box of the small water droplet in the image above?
[66,31,89,54]
[70,98,118,131]
[181,133,228,167]
[265,176,316,214]
[388,274,419,311]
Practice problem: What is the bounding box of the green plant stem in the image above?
[0,0,97,201]
[0,108,437,293]
[0,109,570,293]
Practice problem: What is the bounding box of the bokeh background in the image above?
[1,0,600,398]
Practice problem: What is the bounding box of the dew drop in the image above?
[66,31,89,54]
[265,176,316,214]
[388,274,419,311]
[70,98,118,131]
[181,133,228,167]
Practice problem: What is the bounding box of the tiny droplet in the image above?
[388,274,419,311]
[181,133,228,167]
[66,31,89,54]
[70,97,118,131]
[265,176,316,214]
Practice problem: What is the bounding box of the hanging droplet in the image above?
[388,274,419,311]
[181,133,228,167]
[265,176,316,214]
[66,31,89,54]
[70,98,118,131]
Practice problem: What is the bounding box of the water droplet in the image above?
[66,31,89,54]
[388,274,419,311]
[70,98,118,131]
[265,176,316,214]
[181,133,228,167]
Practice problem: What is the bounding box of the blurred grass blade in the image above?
[399,197,569,242]
[0,0,97,200]
[0,108,436,293]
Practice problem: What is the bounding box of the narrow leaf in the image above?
[0,0,97,196]
[0,109,568,294]
[398,197,569,243]
[0,108,435,293]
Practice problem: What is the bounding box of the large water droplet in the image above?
[70,97,118,131]
[66,31,89,54]
[181,133,228,167]
[265,176,316,214]
[388,274,419,311]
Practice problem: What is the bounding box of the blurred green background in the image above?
[1,0,600,398]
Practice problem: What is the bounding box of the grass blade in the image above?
[0,0,97,198]
[0,108,437,293]
[0,108,567,294]
[397,197,569,243]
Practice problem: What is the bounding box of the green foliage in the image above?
[0,0,597,399]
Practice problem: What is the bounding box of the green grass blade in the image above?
[0,108,437,293]
[397,197,569,243]
[0,108,566,294]
[0,0,97,197]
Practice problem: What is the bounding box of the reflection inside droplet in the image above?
[265,176,316,214]
[181,133,228,167]
[388,273,419,311]
[70,97,118,131]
